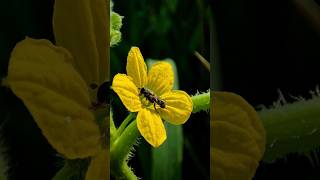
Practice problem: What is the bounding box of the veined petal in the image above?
[137,108,166,147]
[111,74,142,112]
[85,148,109,180]
[7,38,101,159]
[146,62,174,96]
[211,91,266,180]
[53,0,109,90]
[158,90,193,125]
[126,47,147,88]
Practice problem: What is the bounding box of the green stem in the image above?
[118,163,138,180]
[52,162,74,180]
[110,120,140,179]
[115,113,135,137]
[259,96,320,162]
[110,108,117,141]
[191,91,210,113]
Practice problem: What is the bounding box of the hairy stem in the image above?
[259,96,320,162]
[110,119,139,179]
[192,91,210,113]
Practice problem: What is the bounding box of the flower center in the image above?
[139,87,166,110]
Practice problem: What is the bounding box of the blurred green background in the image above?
[0,0,211,179]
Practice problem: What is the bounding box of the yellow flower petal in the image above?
[111,74,142,112]
[53,0,109,87]
[7,38,101,159]
[126,47,147,88]
[211,91,266,180]
[85,148,109,180]
[146,62,174,96]
[137,108,166,147]
[158,90,193,125]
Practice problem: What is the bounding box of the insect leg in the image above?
[154,103,159,113]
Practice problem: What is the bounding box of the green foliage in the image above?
[110,1,123,46]
[110,113,139,180]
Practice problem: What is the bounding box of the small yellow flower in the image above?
[112,47,193,147]
[5,0,109,179]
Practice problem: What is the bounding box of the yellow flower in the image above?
[5,0,109,179]
[211,91,266,180]
[112,47,193,147]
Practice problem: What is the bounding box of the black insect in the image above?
[139,87,166,110]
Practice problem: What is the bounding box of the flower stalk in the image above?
[115,113,136,138]
[259,95,320,162]
[192,91,210,113]
[110,117,139,179]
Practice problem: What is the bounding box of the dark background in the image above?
[212,0,320,179]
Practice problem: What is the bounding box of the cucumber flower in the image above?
[5,0,110,179]
[112,47,193,147]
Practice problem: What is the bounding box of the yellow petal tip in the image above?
[137,109,167,147]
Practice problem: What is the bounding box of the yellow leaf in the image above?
[211,91,266,180]
[7,38,101,159]
[146,61,174,96]
[137,108,166,147]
